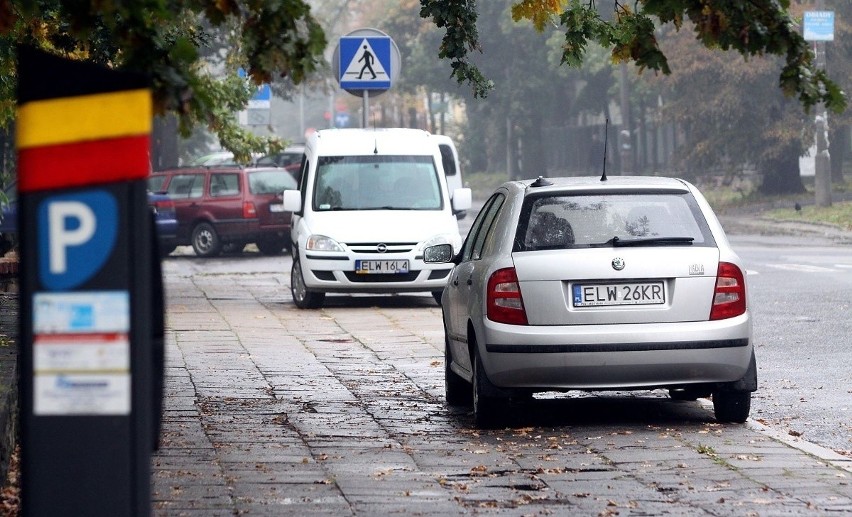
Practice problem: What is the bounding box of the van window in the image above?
[313,155,443,211]
[439,144,457,176]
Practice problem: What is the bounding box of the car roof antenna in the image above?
[600,118,609,182]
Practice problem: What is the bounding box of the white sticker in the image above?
[32,291,131,415]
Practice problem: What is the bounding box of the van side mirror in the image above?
[283,189,301,212]
[424,243,454,264]
[451,187,472,212]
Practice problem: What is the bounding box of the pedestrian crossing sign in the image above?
[339,36,392,90]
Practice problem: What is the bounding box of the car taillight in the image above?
[487,267,528,325]
[243,201,257,218]
[709,262,746,320]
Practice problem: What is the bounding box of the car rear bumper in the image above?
[480,314,753,389]
[300,253,453,293]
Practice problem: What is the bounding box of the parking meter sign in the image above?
[37,190,118,290]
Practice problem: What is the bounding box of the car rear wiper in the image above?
[602,236,695,247]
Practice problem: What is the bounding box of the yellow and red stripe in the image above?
[16,88,152,192]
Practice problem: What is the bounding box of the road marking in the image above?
[766,263,836,273]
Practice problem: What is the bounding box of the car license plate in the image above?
[572,282,665,307]
[355,259,410,274]
[270,204,285,212]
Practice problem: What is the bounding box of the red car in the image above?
[148,166,296,257]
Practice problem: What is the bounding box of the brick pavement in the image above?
[151,267,852,515]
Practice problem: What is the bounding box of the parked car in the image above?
[187,151,261,167]
[0,180,17,255]
[257,144,305,183]
[282,128,472,309]
[425,175,755,427]
[148,166,296,257]
[147,190,178,257]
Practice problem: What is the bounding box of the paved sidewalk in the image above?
[151,268,852,515]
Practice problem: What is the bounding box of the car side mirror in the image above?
[282,189,301,212]
[452,188,472,212]
[424,243,454,264]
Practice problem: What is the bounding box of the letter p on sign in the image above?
[38,190,119,290]
[49,201,96,274]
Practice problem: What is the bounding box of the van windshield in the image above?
[313,155,443,211]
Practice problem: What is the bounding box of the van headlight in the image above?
[306,235,344,252]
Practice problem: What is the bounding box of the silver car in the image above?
[425,176,755,427]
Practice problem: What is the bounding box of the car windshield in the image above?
[313,155,442,211]
[516,192,714,250]
[249,169,297,194]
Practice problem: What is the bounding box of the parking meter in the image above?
[15,46,163,516]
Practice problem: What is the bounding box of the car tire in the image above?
[473,348,503,428]
[445,336,472,406]
[290,256,325,309]
[191,222,222,257]
[713,390,751,423]
[432,290,443,306]
[257,237,285,255]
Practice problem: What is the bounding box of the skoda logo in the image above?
[611,257,625,271]
[376,243,388,253]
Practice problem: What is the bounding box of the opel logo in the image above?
[377,243,388,253]
[612,257,625,271]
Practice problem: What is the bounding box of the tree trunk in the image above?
[758,143,805,195]
[151,115,179,171]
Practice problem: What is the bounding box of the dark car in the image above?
[148,190,178,257]
[0,181,17,255]
[148,166,296,257]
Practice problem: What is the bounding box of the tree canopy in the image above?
[0,0,327,161]
[420,0,847,113]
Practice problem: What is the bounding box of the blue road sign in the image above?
[803,11,834,41]
[339,36,392,90]
[37,190,118,290]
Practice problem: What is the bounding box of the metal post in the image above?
[362,90,370,128]
[813,1,832,207]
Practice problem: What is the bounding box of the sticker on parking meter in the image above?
[32,291,130,415]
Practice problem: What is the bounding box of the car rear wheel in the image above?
[445,336,472,406]
[713,390,751,423]
[191,222,222,257]
[473,348,504,428]
[257,237,285,255]
[290,256,325,309]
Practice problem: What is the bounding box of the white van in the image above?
[432,134,466,219]
[282,128,473,309]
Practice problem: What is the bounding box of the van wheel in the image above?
[191,223,222,257]
[291,256,325,309]
[257,237,285,255]
[432,290,443,306]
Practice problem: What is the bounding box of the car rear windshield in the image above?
[313,155,443,211]
[249,169,297,194]
[515,191,715,251]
